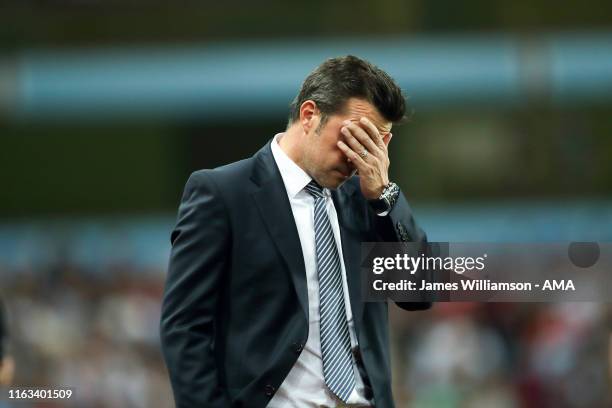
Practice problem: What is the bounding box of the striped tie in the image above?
[304,180,356,402]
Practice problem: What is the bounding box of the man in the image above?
[161,55,430,408]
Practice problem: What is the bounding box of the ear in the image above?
[299,100,320,134]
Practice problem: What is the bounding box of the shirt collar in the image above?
[270,133,313,198]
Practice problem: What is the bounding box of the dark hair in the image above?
[288,55,407,126]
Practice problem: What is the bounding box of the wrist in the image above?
[368,182,399,215]
[364,185,385,200]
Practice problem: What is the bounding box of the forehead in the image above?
[342,98,392,134]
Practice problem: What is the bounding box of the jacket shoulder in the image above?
[188,156,255,188]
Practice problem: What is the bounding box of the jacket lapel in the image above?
[250,142,309,320]
[249,141,364,330]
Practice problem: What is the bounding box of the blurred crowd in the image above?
[0,259,610,408]
[391,302,611,407]
[0,261,172,408]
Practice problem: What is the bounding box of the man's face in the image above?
[301,98,392,189]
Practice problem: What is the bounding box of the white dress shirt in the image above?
[268,134,373,408]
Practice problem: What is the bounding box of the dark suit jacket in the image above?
[160,141,430,408]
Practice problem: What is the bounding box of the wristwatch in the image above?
[368,182,400,215]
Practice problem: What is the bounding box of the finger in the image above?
[358,117,387,152]
[337,140,368,170]
[343,121,382,158]
[341,126,370,160]
[383,132,392,146]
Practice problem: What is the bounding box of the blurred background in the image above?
[1,1,612,407]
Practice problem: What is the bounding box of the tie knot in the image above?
[304,180,325,198]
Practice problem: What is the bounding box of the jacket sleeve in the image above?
[160,171,231,408]
[370,188,433,311]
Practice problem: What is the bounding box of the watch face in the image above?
[370,182,398,214]
[383,183,399,208]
